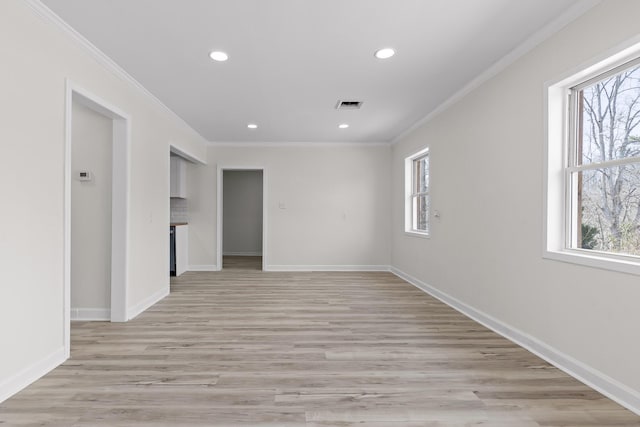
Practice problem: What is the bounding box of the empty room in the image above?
[2,0,640,425]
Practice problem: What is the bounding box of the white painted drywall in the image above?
[188,144,391,270]
[391,0,640,397]
[71,101,111,315]
[223,170,263,256]
[0,0,206,399]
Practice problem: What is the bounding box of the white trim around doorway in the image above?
[216,166,267,271]
[64,80,131,358]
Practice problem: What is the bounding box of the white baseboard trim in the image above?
[390,266,640,416]
[222,252,262,256]
[188,264,219,272]
[70,308,110,321]
[266,265,391,272]
[127,286,169,320]
[0,346,66,403]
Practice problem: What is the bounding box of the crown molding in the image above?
[391,0,601,145]
[22,0,599,149]
[22,0,208,145]
[208,141,390,148]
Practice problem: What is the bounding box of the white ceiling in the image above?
[41,0,583,143]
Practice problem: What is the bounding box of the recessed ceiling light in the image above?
[338,124,349,129]
[247,123,258,129]
[374,48,395,59]
[209,51,229,62]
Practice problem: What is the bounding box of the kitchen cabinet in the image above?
[175,224,188,276]
[170,156,187,198]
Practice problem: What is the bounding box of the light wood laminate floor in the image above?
[223,255,262,271]
[1,267,638,426]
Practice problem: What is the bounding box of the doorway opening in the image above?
[64,82,130,357]
[217,168,266,271]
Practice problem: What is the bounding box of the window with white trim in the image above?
[546,48,640,273]
[567,59,640,257]
[405,148,430,236]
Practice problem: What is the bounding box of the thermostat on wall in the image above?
[78,170,93,182]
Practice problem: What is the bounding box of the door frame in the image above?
[216,166,267,271]
[64,80,131,356]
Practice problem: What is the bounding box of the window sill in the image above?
[543,248,640,276]
[405,231,430,239]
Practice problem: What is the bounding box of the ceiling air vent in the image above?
[335,100,363,110]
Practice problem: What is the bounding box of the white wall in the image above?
[223,170,263,256]
[391,0,640,406]
[189,144,391,270]
[0,0,206,400]
[71,101,112,316]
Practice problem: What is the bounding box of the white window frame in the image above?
[405,147,430,238]
[544,39,640,276]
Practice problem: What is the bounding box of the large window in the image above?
[567,60,640,257]
[405,148,430,236]
[546,46,640,274]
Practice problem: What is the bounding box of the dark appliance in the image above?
[170,226,176,276]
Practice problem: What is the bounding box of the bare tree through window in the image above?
[574,62,640,255]
[406,148,430,235]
